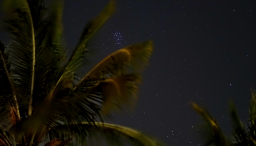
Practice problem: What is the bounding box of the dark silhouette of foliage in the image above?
[191,89,256,146]
[0,0,164,145]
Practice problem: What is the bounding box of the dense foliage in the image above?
[0,0,163,145]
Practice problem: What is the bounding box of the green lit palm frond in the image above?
[0,0,159,145]
[6,0,115,140]
[33,41,154,132]
[46,122,164,146]
[32,0,66,110]
[46,0,66,62]
[18,82,103,140]
[35,0,116,115]
[2,0,66,118]
[2,0,44,116]
[55,0,116,90]
[66,0,115,73]
[18,73,100,142]
[18,73,140,140]
[16,41,152,144]
[190,102,231,146]
[2,0,67,144]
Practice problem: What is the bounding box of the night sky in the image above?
[1,0,256,146]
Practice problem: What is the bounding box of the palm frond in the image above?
[2,2,68,145]
[2,0,46,116]
[64,0,116,75]
[18,71,149,145]
[21,0,116,135]
[51,0,116,95]
[18,74,140,139]
[0,40,20,126]
[0,128,14,146]
[3,0,67,121]
[86,73,141,114]
[31,0,66,112]
[228,100,251,145]
[247,89,256,140]
[18,85,104,138]
[44,138,62,146]
[190,102,231,146]
[74,41,153,92]
[46,122,164,146]
[0,0,158,146]
[46,0,66,62]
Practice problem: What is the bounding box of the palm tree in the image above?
[190,89,256,146]
[0,0,164,145]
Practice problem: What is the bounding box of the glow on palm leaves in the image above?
[0,0,163,145]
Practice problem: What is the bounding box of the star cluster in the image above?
[113,31,125,48]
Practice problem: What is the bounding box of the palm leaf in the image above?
[2,1,67,145]
[51,0,116,95]
[46,122,164,146]
[247,89,256,141]
[190,102,231,146]
[2,0,64,116]
[17,84,103,139]
[47,0,66,62]
[18,73,140,144]
[2,0,45,116]
[0,128,15,146]
[19,0,116,137]
[74,41,153,92]
[85,73,142,114]
[0,0,158,145]
[65,0,116,74]
[31,0,66,112]
[0,40,20,126]
[228,100,251,145]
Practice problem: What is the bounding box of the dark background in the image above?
[1,0,256,146]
